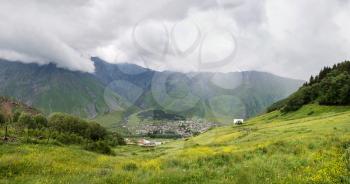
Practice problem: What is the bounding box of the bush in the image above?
[282,87,314,113]
[106,134,126,146]
[30,129,47,139]
[267,98,289,113]
[48,113,109,141]
[122,163,138,171]
[55,133,84,145]
[345,148,350,171]
[48,113,89,137]
[0,112,6,125]
[18,113,35,129]
[12,111,21,123]
[84,141,114,155]
[86,122,107,141]
[33,114,48,128]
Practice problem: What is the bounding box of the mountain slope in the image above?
[268,60,350,113]
[96,69,303,126]
[0,58,303,120]
[0,60,127,118]
[1,104,349,183]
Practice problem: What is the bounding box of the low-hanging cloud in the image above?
[1,0,350,78]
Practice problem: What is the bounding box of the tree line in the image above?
[0,111,125,155]
[268,61,350,113]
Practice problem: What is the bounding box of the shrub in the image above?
[18,113,35,129]
[307,111,314,115]
[48,113,109,141]
[84,141,114,155]
[55,133,84,145]
[12,111,21,123]
[106,134,126,146]
[344,148,350,171]
[122,162,138,171]
[86,122,107,141]
[267,98,289,112]
[0,112,6,125]
[33,114,48,128]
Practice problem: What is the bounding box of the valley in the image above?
[1,60,350,183]
[1,1,350,183]
[1,104,349,183]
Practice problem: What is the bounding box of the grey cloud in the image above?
[0,0,350,79]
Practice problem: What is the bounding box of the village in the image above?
[123,118,247,147]
[125,120,218,147]
[134,120,217,137]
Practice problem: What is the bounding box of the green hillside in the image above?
[93,111,130,135]
[0,59,302,122]
[1,104,349,183]
[137,71,303,121]
[0,60,128,118]
[269,61,350,113]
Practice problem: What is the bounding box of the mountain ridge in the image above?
[0,58,303,121]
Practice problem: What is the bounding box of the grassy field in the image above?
[1,104,350,183]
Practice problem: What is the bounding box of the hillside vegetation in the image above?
[268,61,350,113]
[0,96,40,116]
[1,104,349,184]
[0,98,125,156]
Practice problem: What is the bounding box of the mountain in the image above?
[0,60,112,117]
[93,57,303,122]
[268,60,350,113]
[0,58,303,121]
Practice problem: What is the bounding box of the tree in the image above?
[18,113,34,142]
[86,122,107,141]
[0,112,10,141]
[0,113,5,125]
[0,113,6,140]
[33,114,48,128]
[12,111,21,123]
[270,60,350,112]
[18,113,35,129]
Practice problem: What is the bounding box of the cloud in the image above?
[0,0,350,78]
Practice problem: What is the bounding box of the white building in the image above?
[233,119,244,125]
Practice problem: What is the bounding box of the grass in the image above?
[1,104,350,183]
[93,111,125,132]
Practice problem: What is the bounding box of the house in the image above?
[138,139,151,146]
[141,142,156,147]
[233,119,244,125]
[137,139,163,147]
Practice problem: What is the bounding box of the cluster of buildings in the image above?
[137,139,162,147]
[124,119,244,147]
[130,120,217,138]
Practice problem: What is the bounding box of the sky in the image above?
[1,0,350,79]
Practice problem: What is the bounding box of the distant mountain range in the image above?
[0,57,303,121]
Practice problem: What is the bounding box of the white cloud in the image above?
[0,0,350,78]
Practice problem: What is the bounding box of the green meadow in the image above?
[1,104,350,184]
